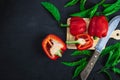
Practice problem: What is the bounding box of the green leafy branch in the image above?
[69,0,105,18]
[40,0,120,23]
[61,42,120,80]
[67,0,120,18]
[103,0,120,16]
[64,0,87,11]
[98,42,120,80]
[61,50,92,79]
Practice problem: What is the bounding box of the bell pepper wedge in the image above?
[88,15,108,38]
[42,34,66,60]
[75,34,93,50]
[66,34,93,50]
[70,17,86,36]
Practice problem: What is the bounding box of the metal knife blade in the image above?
[96,15,120,53]
[80,15,120,80]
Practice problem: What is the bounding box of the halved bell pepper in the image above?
[42,34,66,60]
[66,34,93,50]
[76,34,93,50]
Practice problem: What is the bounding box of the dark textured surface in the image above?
[0,0,120,80]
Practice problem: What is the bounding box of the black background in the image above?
[0,0,120,80]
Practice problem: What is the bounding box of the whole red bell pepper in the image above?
[70,17,86,36]
[66,34,93,50]
[88,15,108,38]
[42,34,66,60]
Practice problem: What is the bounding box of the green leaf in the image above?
[71,50,92,56]
[72,61,87,79]
[112,47,120,66]
[103,0,120,14]
[101,46,113,56]
[70,9,91,18]
[41,2,61,22]
[70,0,105,18]
[104,6,120,16]
[114,59,120,66]
[105,50,114,67]
[102,4,112,8]
[112,67,120,74]
[89,4,99,18]
[101,42,120,57]
[61,58,87,67]
[89,0,104,18]
[64,0,79,7]
[97,0,105,6]
[80,0,87,11]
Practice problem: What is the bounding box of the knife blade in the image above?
[80,15,120,80]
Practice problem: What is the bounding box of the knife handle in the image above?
[80,50,100,80]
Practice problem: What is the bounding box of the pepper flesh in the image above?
[70,17,86,36]
[75,34,93,50]
[42,34,66,60]
[88,16,108,38]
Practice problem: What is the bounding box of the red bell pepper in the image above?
[66,34,93,50]
[42,34,66,60]
[70,17,86,36]
[75,34,93,50]
[88,15,108,38]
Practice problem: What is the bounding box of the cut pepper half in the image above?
[42,34,66,60]
[75,34,93,50]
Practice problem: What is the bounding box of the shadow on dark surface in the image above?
[33,35,45,56]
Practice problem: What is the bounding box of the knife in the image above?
[80,15,120,80]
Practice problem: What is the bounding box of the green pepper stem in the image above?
[93,36,98,40]
[60,23,69,27]
[55,50,62,57]
[66,40,79,44]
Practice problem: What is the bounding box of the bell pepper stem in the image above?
[93,36,98,40]
[55,50,62,57]
[60,23,69,27]
[66,40,79,44]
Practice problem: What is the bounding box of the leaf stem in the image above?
[66,40,79,44]
[93,36,98,40]
[98,0,105,6]
[105,51,114,66]
[60,23,69,27]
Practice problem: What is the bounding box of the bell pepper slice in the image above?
[75,34,93,50]
[42,34,66,60]
[66,34,93,50]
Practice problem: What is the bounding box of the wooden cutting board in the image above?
[66,18,120,50]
